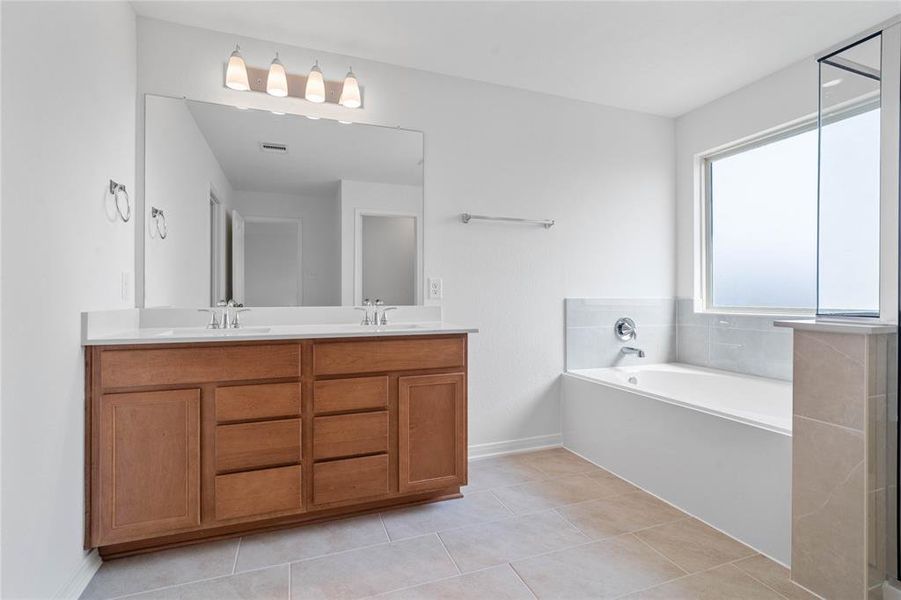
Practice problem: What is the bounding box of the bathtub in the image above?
[562,363,792,565]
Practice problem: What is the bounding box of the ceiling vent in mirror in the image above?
[259,142,288,154]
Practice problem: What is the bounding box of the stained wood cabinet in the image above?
[85,334,467,557]
[93,389,201,545]
[398,373,467,493]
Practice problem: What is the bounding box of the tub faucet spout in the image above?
[621,346,645,358]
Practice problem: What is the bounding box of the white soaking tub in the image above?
[562,363,792,564]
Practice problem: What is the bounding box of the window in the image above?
[702,124,819,313]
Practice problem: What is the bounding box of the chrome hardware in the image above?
[380,306,397,325]
[109,180,130,222]
[461,212,554,229]
[621,346,646,358]
[151,207,168,239]
[614,317,637,341]
[197,308,220,329]
[355,299,374,325]
[230,303,249,328]
[216,300,229,329]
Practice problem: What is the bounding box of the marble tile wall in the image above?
[564,299,676,370]
[791,329,896,600]
[675,299,793,381]
[564,298,793,381]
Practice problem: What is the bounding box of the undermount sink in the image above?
[153,327,272,337]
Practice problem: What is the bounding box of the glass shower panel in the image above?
[817,34,881,316]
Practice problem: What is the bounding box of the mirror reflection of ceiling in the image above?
[836,35,882,72]
[185,100,423,197]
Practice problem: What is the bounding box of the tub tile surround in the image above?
[564,298,792,380]
[787,325,896,600]
[80,448,815,600]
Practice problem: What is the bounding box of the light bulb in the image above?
[305,60,326,103]
[339,67,361,108]
[266,52,288,97]
[225,44,249,91]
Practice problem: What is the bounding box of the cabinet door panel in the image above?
[398,373,466,493]
[97,389,200,545]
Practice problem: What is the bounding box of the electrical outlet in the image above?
[428,278,443,299]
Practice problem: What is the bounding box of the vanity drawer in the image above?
[215,383,301,423]
[100,344,300,388]
[313,376,388,414]
[214,465,302,520]
[313,337,466,376]
[313,412,388,460]
[215,419,301,472]
[313,455,389,505]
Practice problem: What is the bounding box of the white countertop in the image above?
[83,321,477,346]
[774,318,897,335]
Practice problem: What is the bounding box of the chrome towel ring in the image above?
[109,180,130,222]
[151,207,168,239]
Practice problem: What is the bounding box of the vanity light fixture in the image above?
[339,67,361,108]
[305,60,326,103]
[266,52,288,97]
[225,44,250,91]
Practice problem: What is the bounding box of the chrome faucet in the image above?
[621,346,646,358]
[199,299,250,329]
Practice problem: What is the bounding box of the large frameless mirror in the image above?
[817,34,881,316]
[142,95,424,308]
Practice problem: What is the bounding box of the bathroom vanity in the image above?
[83,326,470,557]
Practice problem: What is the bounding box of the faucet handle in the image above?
[230,307,250,329]
[198,308,219,329]
[355,306,372,325]
[380,306,397,325]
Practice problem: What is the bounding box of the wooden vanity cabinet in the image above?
[85,334,467,557]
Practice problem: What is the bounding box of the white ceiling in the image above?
[133,1,901,117]
[184,99,423,196]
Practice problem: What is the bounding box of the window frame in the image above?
[697,118,819,317]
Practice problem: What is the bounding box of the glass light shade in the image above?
[339,69,361,108]
[305,61,326,103]
[267,54,288,97]
[225,46,249,91]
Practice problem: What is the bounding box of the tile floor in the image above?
[81,449,815,600]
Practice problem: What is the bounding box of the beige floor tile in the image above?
[235,514,388,573]
[511,534,685,599]
[373,565,534,599]
[512,448,600,477]
[732,555,818,600]
[557,490,687,539]
[491,473,617,514]
[80,539,240,600]
[464,456,547,492]
[125,565,289,600]
[583,468,641,496]
[623,564,783,599]
[380,491,512,540]
[635,518,756,573]
[438,509,588,573]
[289,534,457,599]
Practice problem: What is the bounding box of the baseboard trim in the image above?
[55,549,101,600]
[468,433,562,459]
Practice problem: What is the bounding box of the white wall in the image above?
[339,180,423,305]
[675,59,818,300]
[233,190,341,306]
[144,95,234,307]
[136,17,675,451]
[1,2,137,597]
